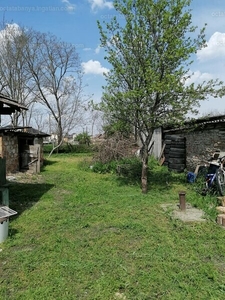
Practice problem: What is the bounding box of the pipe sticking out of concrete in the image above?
[179,191,186,211]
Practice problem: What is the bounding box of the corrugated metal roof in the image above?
[164,114,225,132]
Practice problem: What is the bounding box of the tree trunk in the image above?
[141,145,149,193]
[56,121,63,154]
[57,121,63,145]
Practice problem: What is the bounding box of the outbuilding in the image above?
[162,115,225,172]
[0,126,50,174]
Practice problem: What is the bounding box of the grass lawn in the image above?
[1,154,225,299]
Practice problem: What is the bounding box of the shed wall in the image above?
[1,134,19,173]
[164,123,225,171]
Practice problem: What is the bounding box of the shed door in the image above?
[28,145,41,173]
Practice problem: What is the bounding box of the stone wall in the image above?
[163,123,225,172]
[0,134,45,174]
[0,134,19,173]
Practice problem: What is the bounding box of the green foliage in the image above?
[98,0,225,192]
[1,154,225,299]
[78,153,142,177]
[67,144,92,153]
[186,172,219,220]
[98,0,224,131]
[103,119,132,138]
[43,143,53,153]
[92,159,118,174]
[92,156,142,175]
[75,132,91,145]
[43,143,93,154]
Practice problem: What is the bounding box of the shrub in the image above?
[43,143,93,154]
[92,156,142,176]
[74,133,91,145]
[92,160,118,174]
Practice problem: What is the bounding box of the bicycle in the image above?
[201,155,225,196]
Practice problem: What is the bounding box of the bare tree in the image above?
[0,23,36,126]
[87,101,104,136]
[0,23,87,141]
[24,103,48,132]
[24,31,86,148]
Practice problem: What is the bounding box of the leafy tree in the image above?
[98,0,225,193]
[103,119,132,138]
[75,132,91,145]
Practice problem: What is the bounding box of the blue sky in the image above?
[0,0,225,117]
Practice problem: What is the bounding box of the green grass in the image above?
[1,154,225,299]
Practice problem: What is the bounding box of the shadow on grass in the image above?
[116,165,186,190]
[148,168,186,190]
[41,159,58,172]
[8,182,54,215]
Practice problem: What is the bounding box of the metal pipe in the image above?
[179,191,186,211]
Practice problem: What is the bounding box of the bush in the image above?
[43,144,53,153]
[43,143,93,154]
[74,133,91,145]
[92,160,118,174]
[92,156,142,176]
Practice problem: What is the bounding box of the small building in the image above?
[0,93,50,174]
[0,126,50,174]
[162,115,225,171]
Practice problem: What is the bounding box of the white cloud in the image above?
[81,60,109,75]
[83,47,92,51]
[197,32,225,62]
[61,0,76,13]
[88,0,113,11]
[0,23,21,42]
[184,70,213,86]
[95,45,101,54]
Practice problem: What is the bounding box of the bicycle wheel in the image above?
[216,169,225,196]
[201,179,210,196]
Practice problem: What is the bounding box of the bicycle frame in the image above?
[205,172,217,189]
[202,155,225,195]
